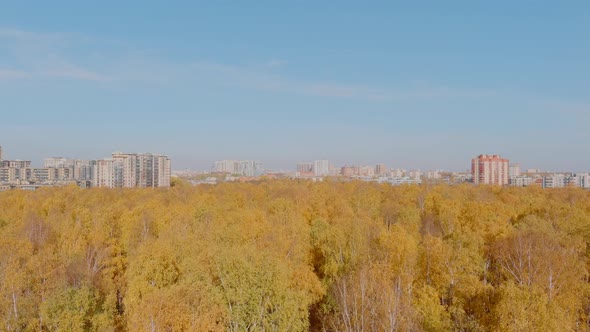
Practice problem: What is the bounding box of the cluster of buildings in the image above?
[286,155,590,189]
[3,144,587,191]
[294,160,448,185]
[471,154,590,188]
[0,145,171,191]
[296,160,331,176]
[212,160,263,177]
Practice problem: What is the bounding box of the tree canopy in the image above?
[1,181,590,331]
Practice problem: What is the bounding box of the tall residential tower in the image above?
[471,154,509,185]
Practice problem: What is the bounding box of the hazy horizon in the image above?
[1,2,588,171]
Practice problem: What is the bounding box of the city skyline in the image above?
[3,143,590,191]
[1,2,589,171]
[0,145,171,189]
[1,143,588,178]
[0,144,587,174]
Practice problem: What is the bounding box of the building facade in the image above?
[213,160,237,174]
[314,160,330,176]
[297,162,314,174]
[471,154,509,185]
[375,164,388,176]
[94,153,171,188]
[509,163,521,177]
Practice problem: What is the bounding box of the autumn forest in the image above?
[1,180,590,331]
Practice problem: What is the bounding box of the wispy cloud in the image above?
[263,59,288,68]
[0,27,494,99]
[0,27,110,82]
[304,83,357,98]
[41,65,110,82]
[0,68,29,79]
[170,60,493,101]
[0,27,57,39]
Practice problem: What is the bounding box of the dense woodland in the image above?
[1,180,590,331]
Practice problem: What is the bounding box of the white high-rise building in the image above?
[213,160,261,176]
[94,152,171,188]
[74,160,95,181]
[425,170,442,179]
[44,157,75,168]
[155,155,172,187]
[509,176,534,187]
[112,153,137,188]
[390,168,405,177]
[314,160,330,176]
[509,163,521,177]
[237,160,262,177]
[561,173,590,189]
[93,159,116,188]
[213,160,238,174]
[408,170,422,179]
[297,162,314,174]
[542,174,566,188]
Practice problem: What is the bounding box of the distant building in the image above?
[237,160,262,177]
[385,176,422,186]
[314,160,330,176]
[0,146,170,189]
[44,157,75,168]
[93,159,115,188]
[0,158,32,184]
[297,162,314,174]
[0,160,31,168]
[408,170,422,179]
[542,173,590,189]
[448,172,473,184]
[471,154,509,185]
[510,175,534,187]
[94,152,171,188]
[375,164,388,176]
[425,170,442,180]
[358,166,375,177]
[571,173,590,189]
[509,163,521,177]
[341,166,354,177]
[390,168,405,177]
[542,174,566,188]
[213,160,261,176]
[213,160,238,174]
[74,160,96,181]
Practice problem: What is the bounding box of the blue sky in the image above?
[0,1,588,171]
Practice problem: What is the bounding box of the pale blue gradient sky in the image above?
[0,1,588,171]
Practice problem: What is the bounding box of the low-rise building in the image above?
[510,176,535,187]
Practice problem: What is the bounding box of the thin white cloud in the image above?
[0,28,43,38]
[0,68,29,79]
[263,59,288,68]
[0,27,109,82]
[41,65,110,82]
[0,27,494,96]
[304,83,357,98]
[180,61,493,101]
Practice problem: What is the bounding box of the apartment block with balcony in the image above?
[471,154,509,185]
